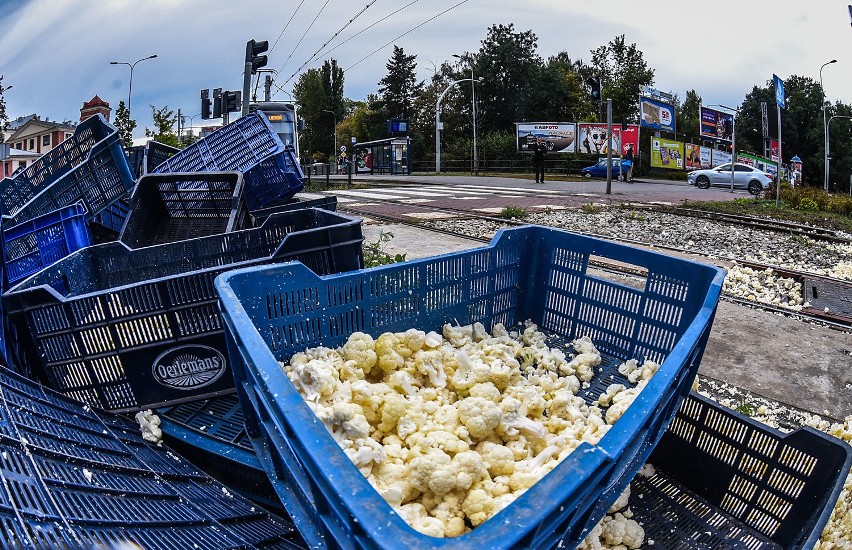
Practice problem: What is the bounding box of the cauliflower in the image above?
[618,358,660,384]
[284,321,655,539]
[600,512,644,548]
[457,397,503,440]
[135,409,162,445]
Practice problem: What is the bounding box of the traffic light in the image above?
[213,88,222,119]
[586,77,601,102]
[201,89,211,119]
[223,90,241,113]
[246,39,269,74]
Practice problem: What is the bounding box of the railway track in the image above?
[338,196,852,331]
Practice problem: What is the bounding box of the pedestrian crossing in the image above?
[321,184,567,204]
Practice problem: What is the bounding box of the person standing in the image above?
[624,143,634,182]
[533,137,547,183]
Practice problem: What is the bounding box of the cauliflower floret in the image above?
[605,382,647,425]
[476,441,515,476]
[413,348,447,388]
[135,409,162,445]
[462,488,516,526]
[499,397,546,439]
[285,357,340,402]
[449,350,492,392]
[396,503,446,538]
[368,462,415,506]
[341,332,378,376]
[376,332,406,374]
[409,449,458,496]
[453,450,487,490]
[443,323,473,347]
[609,486,631,513]
[598,384,626,408]
[328,402,371,440]
[600,512,644,548]
[618,358,660,384]
[468,382,501,403]
[428,492,467,537]
[457,396,503,440]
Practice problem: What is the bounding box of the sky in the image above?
[2,0,852,138]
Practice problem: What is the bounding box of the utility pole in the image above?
[606,99,613,194]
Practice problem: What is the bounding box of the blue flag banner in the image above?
[774,74,785,108]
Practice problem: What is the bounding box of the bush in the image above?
[499,206,528,219]
[780,186,852,215]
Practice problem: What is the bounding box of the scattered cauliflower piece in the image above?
[134,409,162,445]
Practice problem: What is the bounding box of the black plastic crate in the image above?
[3,209,363,413]
[156,394,279,510]
[631,392,851,549]
[119,171,250,248]
[0,114,134,227]
[151,113,304,210]
[88,195,129,243]
[126,141,180,179]
[0,364,304,549]
[251,195,337,225]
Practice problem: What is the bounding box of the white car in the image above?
[687,163,773,195]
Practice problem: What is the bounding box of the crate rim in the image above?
[5,208,362,304]
[215,225,726,549]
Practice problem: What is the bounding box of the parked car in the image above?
[581,157,627,180]
[687,163,772,195]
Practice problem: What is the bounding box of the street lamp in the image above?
[109,54,157,115]
[828,114,852,194]
[180,113,201,144]
[708,104,740,193]
[322,109,337,167]
[435,78,480,174]
[453,54,480,174]
[820,59,838,191]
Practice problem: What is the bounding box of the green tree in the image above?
[472,23,543,132]
[528,52,596,122]
[145,105,180,148]
[113,100,136,149]
[378,45,422,119]
[676,89,702,141]
[294,59,345,159]
[590,35,654,124]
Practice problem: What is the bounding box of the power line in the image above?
[279,0,331,75]
[269,0,306,55]
[279,0,381,89]
[344,0,469,73]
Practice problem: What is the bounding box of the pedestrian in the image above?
[533,137,547,183]
[624,143,634,182]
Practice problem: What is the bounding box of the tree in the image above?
[145,105,180,148]
[294,59,345,160]
[0,75,9,144]
[676,89,702,141]
[378,45,422,119]
[590,35,654,124]
[472,24,543,133]
[113,100,136,149]
[528,53,596,123]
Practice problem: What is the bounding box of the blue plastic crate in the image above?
[4,209,363,413]
[2,203,91,287]
[152,113,304,210]
[251,195,337,225]
[0,364,304,549]
[0,114,134,227]
[215,225,726,550]
[88,195,130,242]
[633,392,852,550]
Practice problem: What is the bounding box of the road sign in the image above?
[340,145,346,152]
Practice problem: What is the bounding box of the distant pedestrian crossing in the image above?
[314,184,567,204]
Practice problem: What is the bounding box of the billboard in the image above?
[739,152,777,177]
[700,106,734,143]
[620,125,640,157]
[651,138,684,170]
[577,123,621,155]
[711,149,732,167]
[639,97,675,132]
[516,123,576,153]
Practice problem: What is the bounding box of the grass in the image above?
[677,187,852,233]
[363,231,407,268]
[499,206,529,219]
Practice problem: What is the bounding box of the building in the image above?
[80,95,111,122]
[0,144,41,179]
[6,116,76,156]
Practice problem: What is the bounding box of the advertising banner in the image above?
[620,125,640,157]
[774,74,785,108]
[770,139,779,162]
[650,138,684,170]
[639,97,675,132]
[577,123,621,155]
[685,144,704,170]
[700,106,734,143]
[516,123,576,153]
[711,149,732,167]
[739,152,777,177]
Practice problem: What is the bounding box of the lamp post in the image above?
[435,78,478,174]
[322,109,337,169]
[453,54,479,174]
[180,113,201,144]
[828,114,852,194]
[820,59,838,191]
[109,54,157,116]
[709,104,740,193]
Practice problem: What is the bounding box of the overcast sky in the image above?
[2,0,851,138]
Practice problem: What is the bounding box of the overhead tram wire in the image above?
[279,0,332,76]
[277,0,382,90]
[269,0,306,55]
[344,0,469,72]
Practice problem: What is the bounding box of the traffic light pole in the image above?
[242,62,251,117]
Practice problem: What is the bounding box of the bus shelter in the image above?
[353,137,411,175]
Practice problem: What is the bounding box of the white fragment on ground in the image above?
[82,469,93,483]
[134,409,163,446]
